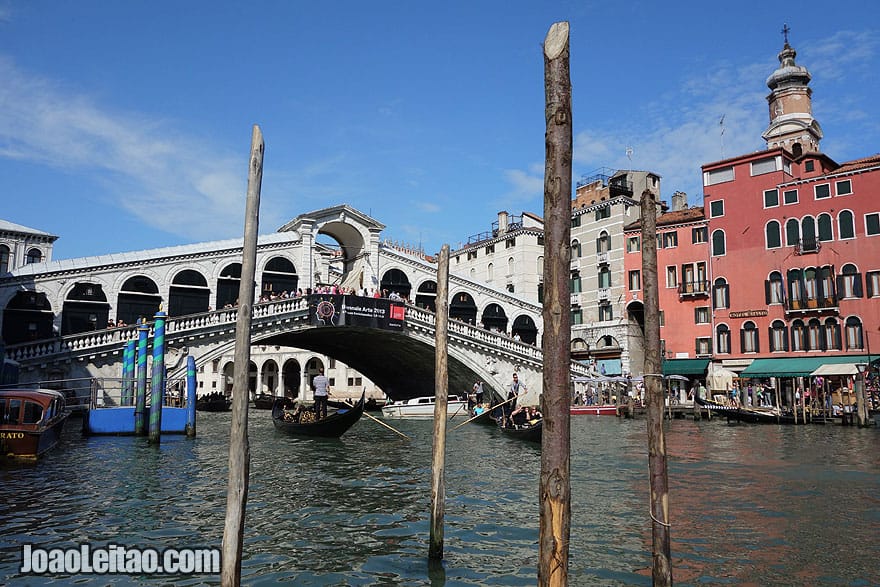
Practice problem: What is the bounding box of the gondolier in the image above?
[504,373,525,426]
[313,368,330,419]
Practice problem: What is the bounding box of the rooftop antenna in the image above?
[719,114,726,159]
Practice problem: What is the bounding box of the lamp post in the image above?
[854,362,869,427]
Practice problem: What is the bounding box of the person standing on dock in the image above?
[312,367,330,420]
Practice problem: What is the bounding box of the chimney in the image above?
[671,191,688,212]
[498,211,509,234]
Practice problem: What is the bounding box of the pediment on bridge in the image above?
[277,204,386,235]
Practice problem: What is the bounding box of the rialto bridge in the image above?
[1,205,589,405]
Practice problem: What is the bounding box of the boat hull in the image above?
[497,419,542,442]
[695,396,828,424]
[570,404,618,416]
[272,393,365,438]
[381,397,469,418]
[0,389,69,462]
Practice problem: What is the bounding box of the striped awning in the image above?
[740,356,874,378]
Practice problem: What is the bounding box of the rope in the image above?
[650,511,671,527]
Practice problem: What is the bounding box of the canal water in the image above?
[1,411,878,586]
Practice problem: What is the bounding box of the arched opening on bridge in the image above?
[380,269,411,300]
[116,276,161,326]
[449,291,477,325]
[571,337,590,362]
[222,362,234,395]
[217,263,241,309]
[168,269,210,317]
[261,256,298,298]
[282,358,302,399]
[415,280,437,311]
[481,303,508,333]
[62,283,111,335]
[248,361,257,398]
[2,291,54,343]
[260,359,279,397]
[511,314,538,345]
[626,300,646,376]
[594,335,622,376]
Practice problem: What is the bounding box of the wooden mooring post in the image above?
[538,21,572,587]
[221,125,264,587]
[428,244,450,560]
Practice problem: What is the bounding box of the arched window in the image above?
[470,267,476,279]
[536,256,543,276]
[740,321,759,353]
[713,277,729,309]
[817,213,833,242]
[765,220,781,249]
[787,269,803,308]
[838,210,855,239]
[26,248,43,264]
[791,319,806,351]
[838,263,862,298]
[824,318,841,351]
[845,316,863,350]
[785,218,800,246]
[715,324,730,354]
[807,318,822,351]
[596,231,611,253]
[507,257,515,276]
[801,216,817,250]
[711,230,726,256]
[487,262,494,281]
[770,320,788,352]
[598,267,611,289]
[570,240,581,259]
[766,271,784,304]
[0,244,9,273]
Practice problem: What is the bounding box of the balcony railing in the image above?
[785,295,838,313]
[795,238,821,255]
[597,251,610,265]
[677,280,710,297]
[597,288,611,301]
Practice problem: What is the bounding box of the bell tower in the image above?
[762,24,823,157]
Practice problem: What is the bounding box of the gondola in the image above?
[467,405,496,426]
[196,394,231,412]
[497,418,542,442]
[694,394,827,425]
[252,394,275,410]
[271,392,365,438]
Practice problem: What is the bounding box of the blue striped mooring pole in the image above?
[122,340,135,406]
[148,311,167,444]
[185,355,197,437]
[134,320,150,435]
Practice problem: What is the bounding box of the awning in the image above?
[662,358,709,376]
[740,356,875,378]
[810,363,859,377]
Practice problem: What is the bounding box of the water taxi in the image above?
[381,395,469,418]
[0,389,68,462]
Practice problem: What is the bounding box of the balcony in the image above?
[677,280,710,298]
[785,295,838,314]
[597,251,610,265]
[795,238,821,255]
[597,288,611,302]
[570,293,581,306]
[570,257,580,269]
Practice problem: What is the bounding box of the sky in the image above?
[1,1,879,261]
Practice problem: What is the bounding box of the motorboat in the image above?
[570,404,618,416]
[381,395,469,418]
[0,389,69,462]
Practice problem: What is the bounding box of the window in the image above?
[824,318,841,351]
[867,271,880,297]
[838,210,855,239]
[470,268,476,279]
[628,270,641,291]
[805,160,815,172]
[467,250,477,260]
[866,213,880,236]
[662,232,678,248]
[595,206,610,221]
[695,337,712,356]
[709,200,724,218]
[537,235,544,246]
[770,320,788,352]
[705,166,734,185]
[845,317,863,350]
[804,268,818,301]
[751,157,778,175]
[485,244,495,254]
[837,264,862,299]
[692,227,707,244]
[571,240,581,258]
[766,271,784,304]
[666,266,678,288]
[571,215,581,228]
[0,245,9,273]
[785,218,800,246]
[814,183,831,199]
[800,216,818,252]
[716,325,730,354]
[783,189,798,204]
[807,318,823,351]
[741,321,759,353]
[598,267,611,289]
[695,307,710,324]
[25,248,43,264]
[791,319,806,351]
[487,263,494,281]
[764,189,779,207]
[596,231,611,253]
[570,272,582,293]
[835,179,852,196]
[766,221,781,249]
[571,308,583,325]
[599,303,613,322]
[817,213,833,242]
[627,236,640,252]
[711,230,726,256]
[505,238,516,248]
[508,257,514,275]
[713,277,729,309]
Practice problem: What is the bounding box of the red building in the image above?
[626,36,880,395]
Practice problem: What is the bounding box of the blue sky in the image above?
[1,1,878,260]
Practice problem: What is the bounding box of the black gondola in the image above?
[694,394,827,424]
[196,394,232,412]
[467,406,497,426]
[252,394,275,410]
[271,392,365,438]
[497,418,542,442]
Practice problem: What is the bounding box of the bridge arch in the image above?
[414,279,437,311]
[169,268,210,317]
[116,275,162,326]
[260,255,299,297]
[2,290,54,343]
[380,267,412,298]
[62,281,111,334]
[480,302,509,333]
[449,290,477,324]
[511,314,538,345]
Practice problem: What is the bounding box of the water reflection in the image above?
[1,412,878,586]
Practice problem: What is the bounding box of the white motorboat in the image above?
[381,395,469,418]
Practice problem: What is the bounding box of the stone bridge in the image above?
[7,296,590,405]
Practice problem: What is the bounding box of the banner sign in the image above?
[308,294,406,330]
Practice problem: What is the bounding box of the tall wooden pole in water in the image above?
[539,21,572,587]
[429,244,450,560]
[640,188,673,585]
[221,125,264,587]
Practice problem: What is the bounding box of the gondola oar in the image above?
[452,395,518,431]
[362,410,409,439]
